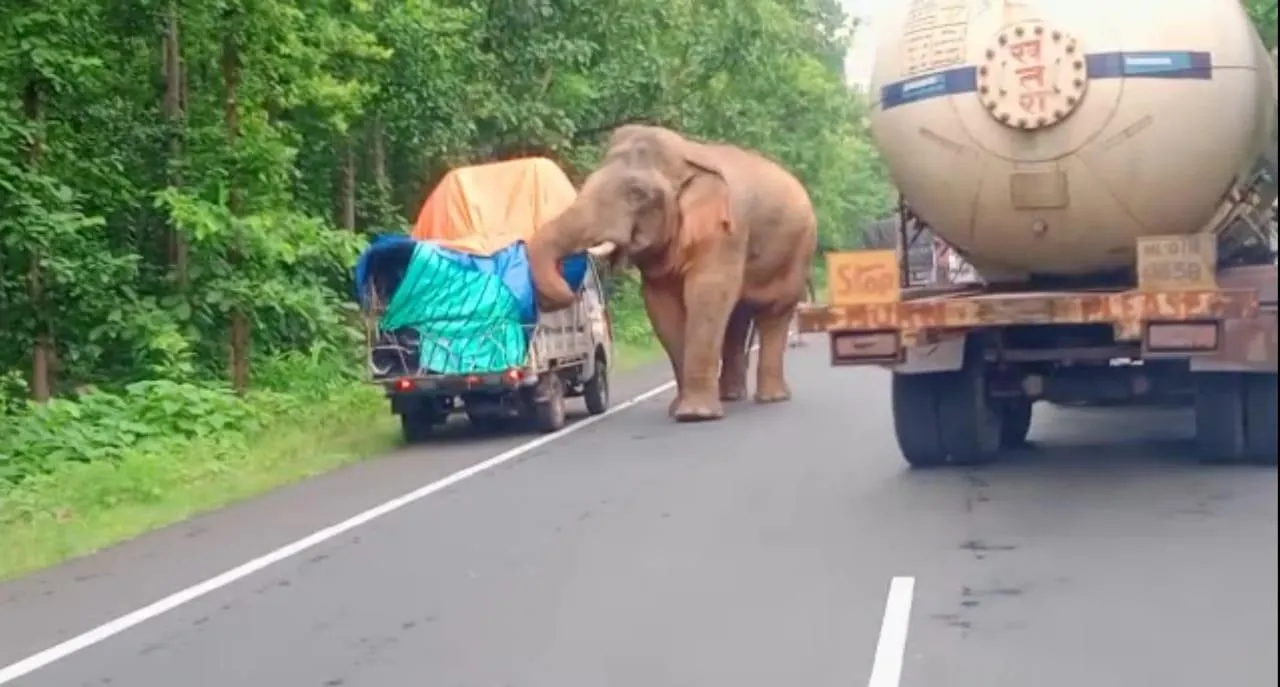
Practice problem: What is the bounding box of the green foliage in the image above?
[602,272,655,346]
[1244,0,1277,50]
[0,345,359,486]
[1,381,261,483]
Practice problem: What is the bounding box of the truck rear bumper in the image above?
[378,369,534,398]
[798,288,1262,367]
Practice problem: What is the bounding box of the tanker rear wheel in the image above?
[1194,373,1247,463]
[891,352,1002,468]
[891,372,947,468]
[1243,373,1277,465]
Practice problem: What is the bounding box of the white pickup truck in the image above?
[367,256,615,443]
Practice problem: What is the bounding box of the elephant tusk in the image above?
[586,242,618,258]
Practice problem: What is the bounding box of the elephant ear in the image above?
[666,173,734,272]
[676,141,725,191]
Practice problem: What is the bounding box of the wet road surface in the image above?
[1,338,1276,686]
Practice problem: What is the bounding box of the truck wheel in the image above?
[1244,373,1278,465]
[999,399,1033,449]
[583,358,610,415]
[1194,373,1246,463]
[534,375,567,433]
[891,372,947,467]
[891,352,1001,468]
[935,357,1002,465]
[400,407,441,444]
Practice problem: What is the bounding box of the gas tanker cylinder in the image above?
[868,0,1277,281]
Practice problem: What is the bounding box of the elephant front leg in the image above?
[641,281,687,417]
[673,274,741,422]
[719,306,752,401]
[753,307,794,404]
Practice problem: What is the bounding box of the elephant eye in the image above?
[626,185,649,206]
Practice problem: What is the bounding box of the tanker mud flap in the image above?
[891,337,1003,468]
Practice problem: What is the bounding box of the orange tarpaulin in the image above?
[410,157,577,255]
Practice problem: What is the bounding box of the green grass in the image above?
[613,338,663,372]
[0,340,662,582]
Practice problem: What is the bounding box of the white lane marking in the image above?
[867,576,916,687]
[0,379,678,685]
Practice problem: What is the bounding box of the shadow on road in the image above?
[399,409,596,448]
[888,403,1277,514]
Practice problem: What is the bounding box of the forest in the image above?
[0,0,894,576]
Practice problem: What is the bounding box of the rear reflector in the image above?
[1144,320,1220,354]
[830,330,901,365]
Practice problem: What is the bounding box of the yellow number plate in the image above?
[1136,235,1217,292]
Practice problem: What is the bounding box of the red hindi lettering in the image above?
[1008,39,1042,62]
[1015,65,1046,89]
[1018,91,1049,113]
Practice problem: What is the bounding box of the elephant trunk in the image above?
[529,204,595,312]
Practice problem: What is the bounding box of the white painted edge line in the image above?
[867,576,916,687]
[0,378,678,685]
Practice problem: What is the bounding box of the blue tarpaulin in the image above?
[354,235,589,375]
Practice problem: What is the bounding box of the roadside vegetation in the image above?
[0,0,896,578]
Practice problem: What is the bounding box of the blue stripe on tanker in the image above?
[880,67,978,110]
[879,50,1213,111]
[1085,51,1212,79]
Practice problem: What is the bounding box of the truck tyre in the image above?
[891,372,947,467]
[1194,373,1247,463]
[935,355,1003,465]
[400,407,441,444]
[534,375,567,433]
[583,357,610,415]
[1243,373,1278,465]
[891,345,1001,468]
[999,399,1033,449]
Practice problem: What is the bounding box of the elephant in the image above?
[528,124,818,422]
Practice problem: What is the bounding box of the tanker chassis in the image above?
[797,229,1277,467]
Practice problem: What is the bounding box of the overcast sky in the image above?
[840,0,891,88]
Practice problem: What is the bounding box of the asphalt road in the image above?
[1,338,1276,687]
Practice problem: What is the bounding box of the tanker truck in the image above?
[798,0,1278,467]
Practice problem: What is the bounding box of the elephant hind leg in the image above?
[753,307,794,404]
[720,305,752,401]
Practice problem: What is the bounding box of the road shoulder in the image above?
[0,357,674,667]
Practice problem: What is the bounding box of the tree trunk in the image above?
[371,112,389,194]
[223,21,250,394]
[163,0,188,288]
[338,134,356,230]
[367,111,394,226]
[23,80,53,403]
